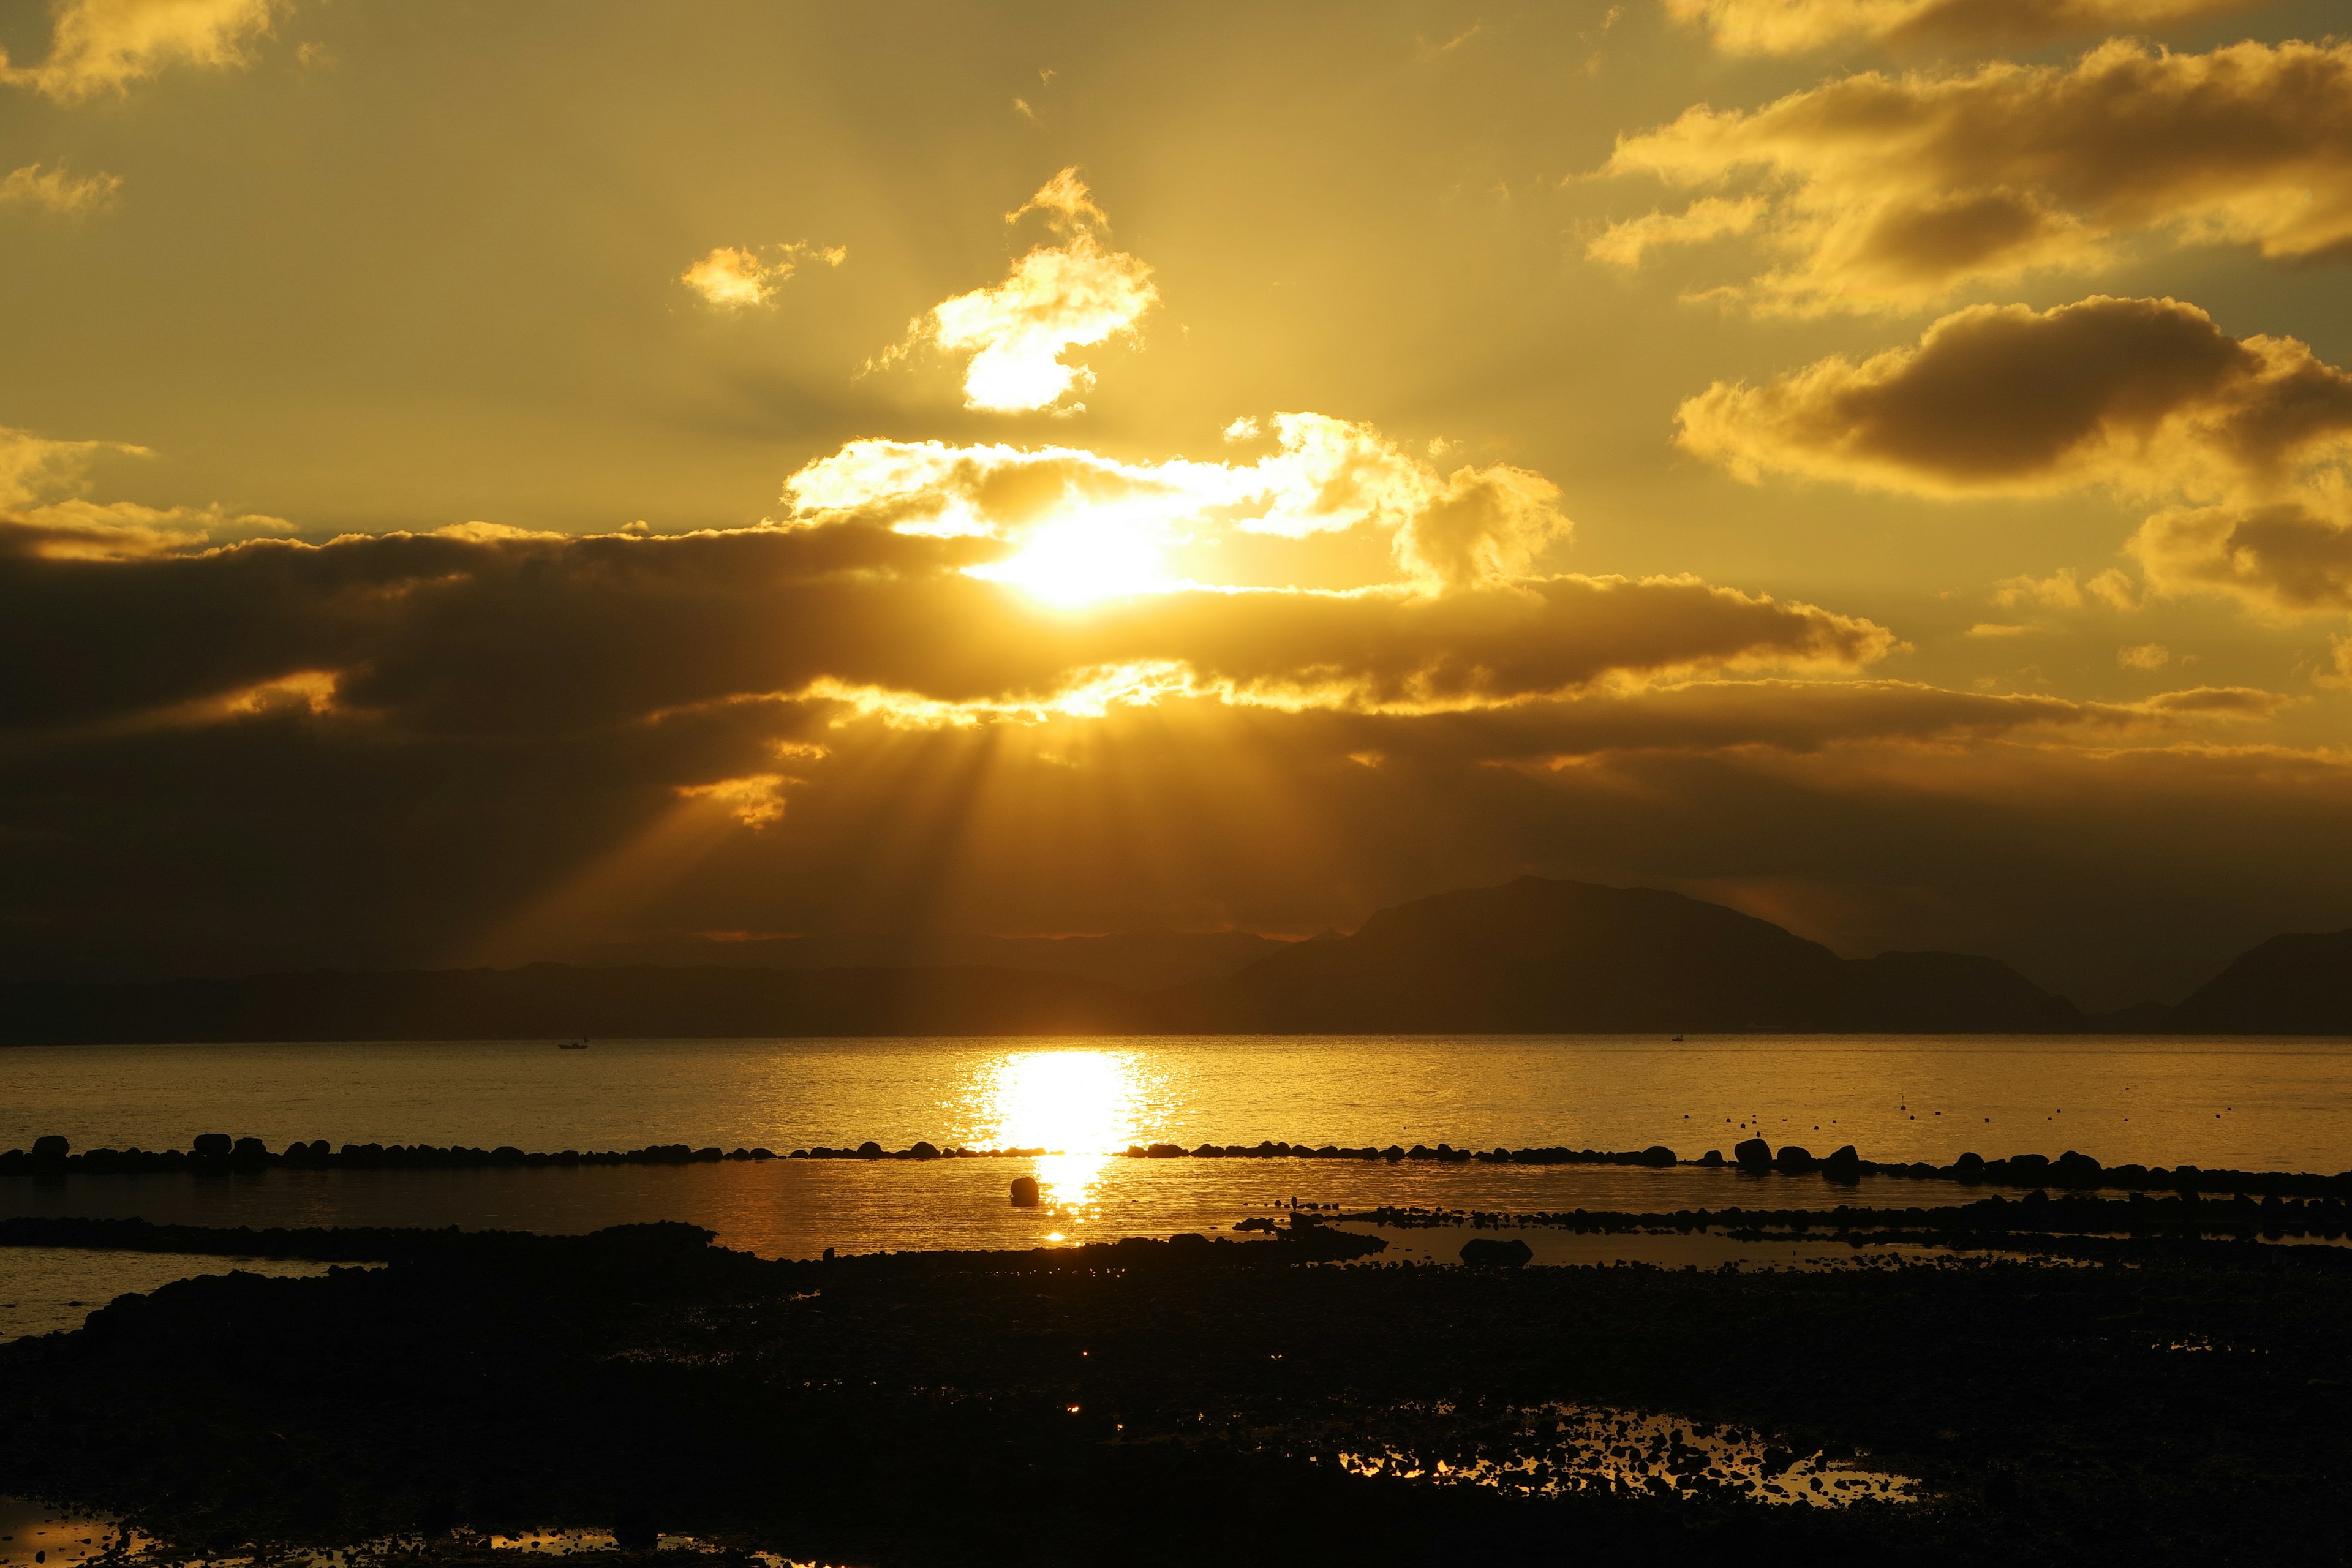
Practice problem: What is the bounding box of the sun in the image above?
[968,511,1170,607]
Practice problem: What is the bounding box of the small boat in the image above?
[1671,1034,1684,1042]
[559,1039,589,1050]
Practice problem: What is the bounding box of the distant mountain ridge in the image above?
[1162,878,2082,1033]
[2,876,2344,1043]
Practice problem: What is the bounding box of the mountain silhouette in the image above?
[27,876,2352,1042]
[2165,927,2352,1034]
[1166,878,2081,1033]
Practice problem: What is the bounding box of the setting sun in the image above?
[968,511,1171,606]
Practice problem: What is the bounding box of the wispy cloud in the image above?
[1662,0,2258,57]
[680,241,846,309]
[0,162,123,215]
[0,0,286,102]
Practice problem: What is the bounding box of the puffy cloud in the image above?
[1596,41,2352,314]
[1995,565,2139,610]
[1676,296,2352,499]
[0,162,121,214]
[679,241,845,309]
[886,168,1159,412]
[0,0,283,102]
[1680,295,2352,618]
[1663,0,2258,57]
[2132,500,2352,614]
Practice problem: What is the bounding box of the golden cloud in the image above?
[883,168,1159,412]
[1679,295,2352,619]
[0,424,289,561]
[0,0,284,102]
[1596,40,2352,314]
[2132,500,2352,615]
[679,241,846,309]
[1662,0,2257,56]
[780,411,1570,593]
[0,162,122,214]
[1676,296,2352,499]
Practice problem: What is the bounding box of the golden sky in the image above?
[4,0,2351,1006]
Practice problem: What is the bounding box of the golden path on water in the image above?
[951,1049,1170,1227]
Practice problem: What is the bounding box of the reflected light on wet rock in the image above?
[1304,1403,1918,1508]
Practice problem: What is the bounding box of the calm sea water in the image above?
[0,1034,2344,1261]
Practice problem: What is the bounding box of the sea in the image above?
[0,1033,2344,1270]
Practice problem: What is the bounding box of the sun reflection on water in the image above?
[957,1049,1163,1224]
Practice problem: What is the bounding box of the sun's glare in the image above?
[969,513,1169,606]
[962,1049,1158,1215]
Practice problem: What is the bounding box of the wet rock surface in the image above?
[0,1217,2345,1566]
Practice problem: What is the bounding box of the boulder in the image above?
[1822,1144,1861,1181]
[909,1141,940,1160]
[1733,1137,1772,1169]
[191,1133,232,1158]
[1775,1145,1817,1173]
[1697,1149,1725,1167]
[1459,1237,1534,1267]
[1009,1176,1041,1207]
[1638,1145,1676,1167]
[30,1135,68,1161]
[856,1140,884,1159]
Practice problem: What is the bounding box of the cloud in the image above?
[0,407,1891,742]
[1676,296,2352,499]
[1662,0,2259,57]
[1994,565,2139,610]
[2117,642,2171,669]
[2132,500,2352,614]
[1596,40,2352,314]
[0,162,122,215]
[0,424,288,561]
[1679,295,2352,618]
[780,411,1570,591]
[0,0,283,102]
[679,241,846,309]
[884,168,1159,412]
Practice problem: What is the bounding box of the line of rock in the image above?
[2,1133,2345,1197]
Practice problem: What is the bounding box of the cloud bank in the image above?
[1597,40,2352,314]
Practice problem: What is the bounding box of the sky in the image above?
[4,0,2352,1008]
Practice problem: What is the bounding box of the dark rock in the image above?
[1638,1145,1676,1166]
[1734,1137,1771,1169]
[1776,1145,1817,1174]
[1698,1149,1725,1167]
[1459,1237,1534,1267]
[192,1133,232,1158]
[856,1140,884,1159]
[1009,1176,1041,1207]
[910,1141,940,1159]
[1822,1145,1861,1181]
[31,1134,68,1161]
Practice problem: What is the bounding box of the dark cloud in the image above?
[1678,295,2352,496]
